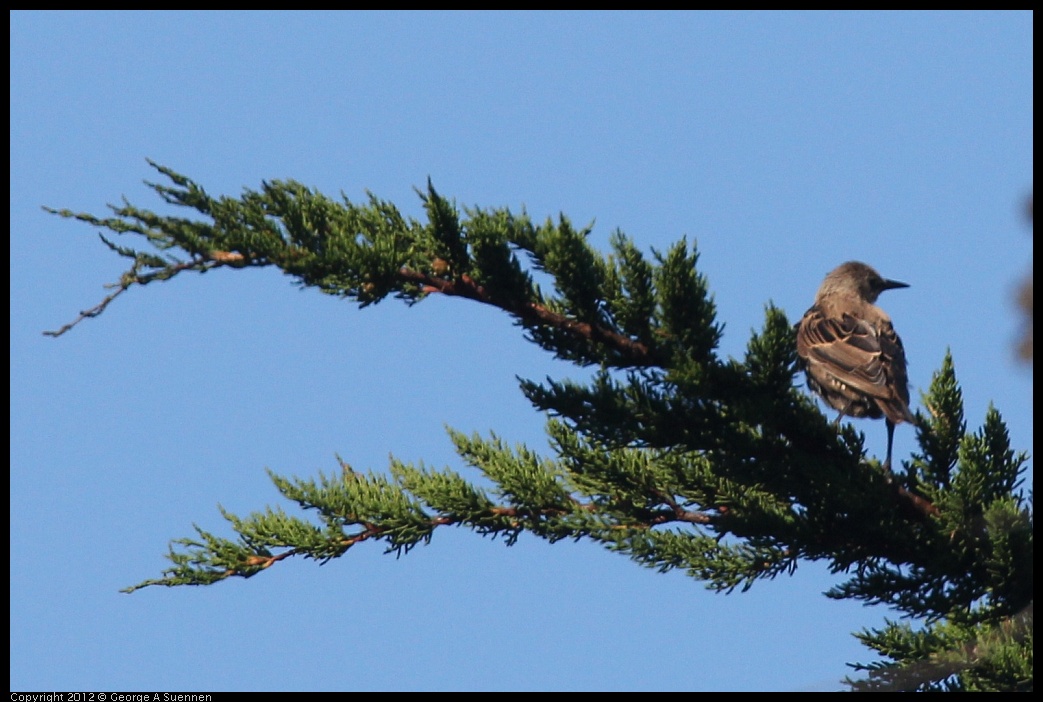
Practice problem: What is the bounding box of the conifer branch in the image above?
[48,163,1030,690]
[396,266,660,366]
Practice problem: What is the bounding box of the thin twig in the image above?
[43,283,129,338]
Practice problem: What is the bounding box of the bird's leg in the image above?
[883,419,896,477]
[833,401,854,430]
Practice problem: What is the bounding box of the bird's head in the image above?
[822,261,908,303]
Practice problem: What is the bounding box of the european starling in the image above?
[796,261,916,470]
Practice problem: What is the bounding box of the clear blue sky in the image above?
[10,11,1032,692]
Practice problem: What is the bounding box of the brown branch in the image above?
[43,282,130,337]
[892,483,941,522]
[235,549,296,573]
[398,267,661,367]
[45,251,250,338]
[649,489,714,525]
[209,249,250,266]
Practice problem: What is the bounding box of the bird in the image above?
[796,261,916,471]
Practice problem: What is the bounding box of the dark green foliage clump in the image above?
[48,163,1031,691]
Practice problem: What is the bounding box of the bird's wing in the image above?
[876,320,913,415]
[796,309,895,401]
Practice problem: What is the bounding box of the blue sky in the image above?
[10,11,1032,692]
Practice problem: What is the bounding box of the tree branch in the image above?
[397,266,661,366]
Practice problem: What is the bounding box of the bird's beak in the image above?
[882,278,909,291]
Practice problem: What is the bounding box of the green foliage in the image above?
[48,163,1031,691]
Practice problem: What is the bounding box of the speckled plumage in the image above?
[796,261,915,469]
